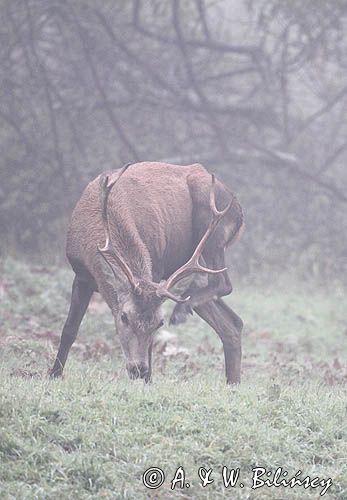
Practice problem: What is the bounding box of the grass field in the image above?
[0,259,346,499]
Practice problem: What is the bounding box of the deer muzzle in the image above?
[126,362,150,381]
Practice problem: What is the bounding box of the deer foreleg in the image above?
[50,276,93,378]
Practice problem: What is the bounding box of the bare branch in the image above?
[252,144,347,204]
[70,8,140,161]
[132,0,261,57]
[292,85,347,140]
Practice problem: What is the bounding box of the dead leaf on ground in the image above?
[249,330,273,340]
[10,368,42,379]
[34,331,60,345]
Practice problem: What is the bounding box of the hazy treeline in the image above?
[1,0,346,282]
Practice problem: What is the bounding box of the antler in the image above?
[156,174,232,303]
[97,165,141,293]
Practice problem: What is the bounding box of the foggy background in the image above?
[1,0,346,284]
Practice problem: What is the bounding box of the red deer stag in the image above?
[50,162,244,383]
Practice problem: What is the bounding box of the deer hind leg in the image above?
[169,275,203,325]
[169,247,231,325]
[194,297,243,384]
[169,302,193,325]
[189,244,233,306]
[50,275,94,378]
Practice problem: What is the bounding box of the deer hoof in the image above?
[169,303,193,325]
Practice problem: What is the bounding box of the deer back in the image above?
[66,162,242,290]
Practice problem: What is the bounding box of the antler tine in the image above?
[157,289,191,304]
[156,174,231,301]
[97,169,140,292]
[210,174,233,216]
[98,175,111,251]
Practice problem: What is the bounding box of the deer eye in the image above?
[157,319,164,329]
[121,312,129,326]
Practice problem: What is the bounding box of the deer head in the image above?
[97,169,231,382]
